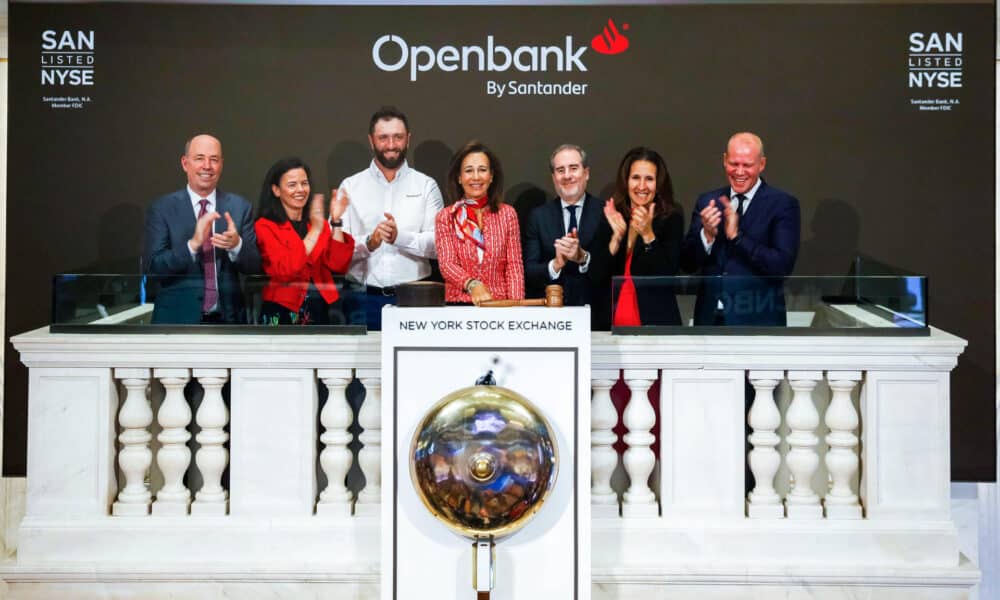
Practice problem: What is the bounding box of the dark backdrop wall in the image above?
[5,2,995,480]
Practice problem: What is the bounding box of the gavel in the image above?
[478,285,563,308]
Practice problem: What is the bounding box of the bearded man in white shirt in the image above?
[339,106,444,330]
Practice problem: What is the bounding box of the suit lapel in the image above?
[575,194,599,247]
[741,180,767,228]
[546,199,565,241]
[177,189,197,230]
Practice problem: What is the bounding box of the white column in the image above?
[317,369,354,517]
[784,371,823,519]
[357,371,381,512]
[747,371,784,519]
[591,371,620,517]
[621,369,658,517]
[112,368,153,517]
[152,368,192,516]
[191,369,229,516]
[824,371,862,519]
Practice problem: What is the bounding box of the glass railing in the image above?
[51,274,368,333]
[610,275,927,335]
[50,273,928,336]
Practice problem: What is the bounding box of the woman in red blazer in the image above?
[255,158,354,325]
[434,141,524,305]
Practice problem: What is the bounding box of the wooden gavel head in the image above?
[544,285,563,307]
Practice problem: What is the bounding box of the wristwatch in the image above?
[465,279,483,292]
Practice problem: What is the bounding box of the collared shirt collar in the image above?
[729,177,762,204]
[560,194,586,211]
[187,185,217,210]
[368,159,410,184]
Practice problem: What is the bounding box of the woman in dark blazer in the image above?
[254,157,354,325]
[602,146,683,326]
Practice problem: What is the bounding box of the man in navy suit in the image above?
[681,132,800,326]
[144,134,260,324]
[523,144,612,330]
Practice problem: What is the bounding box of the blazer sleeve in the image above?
[680,197,711,274]
[731,194,800,277]
[144,197,194,275]
[503,206,525,300]
[255,218,310,283]
[522,207,551,290]
[232,200,262,274]
[434,208,473,288]
[583,217,614,285]
[630,210,684,277]
[322,230,356,275]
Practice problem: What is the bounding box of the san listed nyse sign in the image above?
[371,19,630,97]
[908,32,963,112]
[40,29,95,110]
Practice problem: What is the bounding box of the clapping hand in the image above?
[376,212,398,244]
[603,198,626,238]
[718,195,739,240]
[211,212,241,250]
[699,198,723,243]
[329,188,350,222]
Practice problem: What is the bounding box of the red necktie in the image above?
[198,199,218,313]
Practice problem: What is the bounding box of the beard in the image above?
[375,146,407,170]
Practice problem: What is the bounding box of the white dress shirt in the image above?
[340,160,444,288]
[700,176,762,252]
[548,196,592,279]
[184,186,243,261]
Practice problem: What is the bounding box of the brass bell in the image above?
[409,384,559,597]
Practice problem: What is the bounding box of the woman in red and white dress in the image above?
[434,141,524,305]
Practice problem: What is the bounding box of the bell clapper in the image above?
[472,536,496,596]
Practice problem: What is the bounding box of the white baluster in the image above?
[747,371,784,519]
[824,371,863,519]
[591,371,620,518]
[153,368,192,516]
[621,370,658,517]
[356,372,381,513]
[191,369,229,516]
[113,368,153,516]
[784,371,823,519]
[317,369,354,517]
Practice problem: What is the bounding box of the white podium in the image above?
[380,306,591,600]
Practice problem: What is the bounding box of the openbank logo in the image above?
[372,19,630,82]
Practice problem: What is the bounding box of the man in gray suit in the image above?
[144,134,259,324]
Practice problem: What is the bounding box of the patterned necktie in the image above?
[198,199,218,313]
[566,204,578,235]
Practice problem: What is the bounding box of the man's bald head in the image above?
[723,132,766,195]
[181,134,224,196]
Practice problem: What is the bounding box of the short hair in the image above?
[257,157,312,225]
[444,141,505,212]
[612,146,675,219]
[368,106,410,135]
[548,144,589,172]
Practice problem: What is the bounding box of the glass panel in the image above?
[610,275,928,335]
[51,274,368,333]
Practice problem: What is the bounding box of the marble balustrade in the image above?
[7,325,977,597]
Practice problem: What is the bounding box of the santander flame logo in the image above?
[591,18,629,55]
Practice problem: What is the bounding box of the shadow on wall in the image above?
[414,139,453,195]
[325,141,370,190]
[507,182,548,242]
[797,198,861,276]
